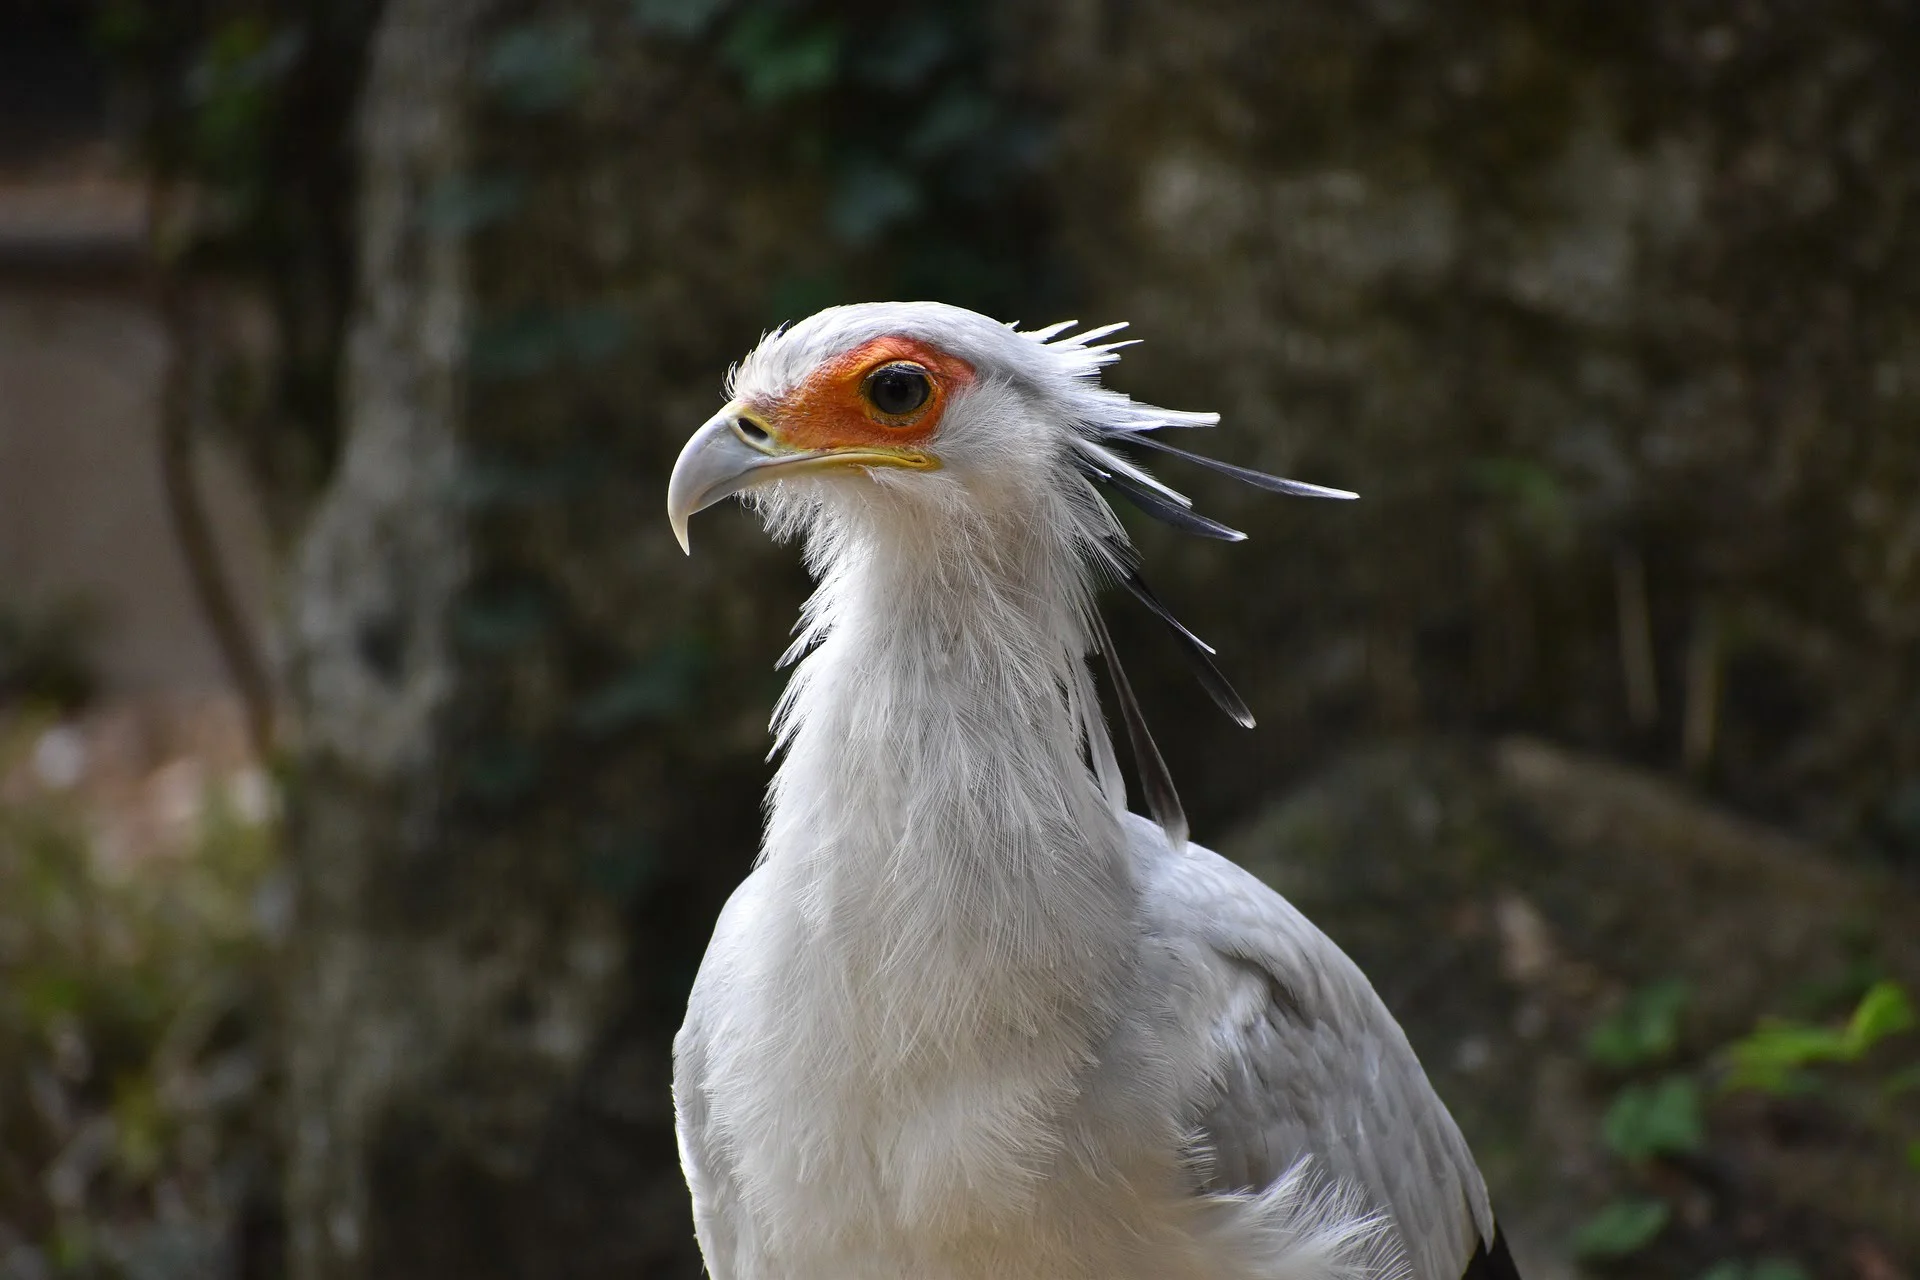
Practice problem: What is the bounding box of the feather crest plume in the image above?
[1011,317,1356,847]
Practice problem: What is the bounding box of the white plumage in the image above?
[667,302,1516,1280]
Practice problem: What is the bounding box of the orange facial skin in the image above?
[757,336,976,453]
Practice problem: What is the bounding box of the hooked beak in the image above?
[666,401,937,554]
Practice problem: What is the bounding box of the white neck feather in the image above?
[760,476,1136,1055]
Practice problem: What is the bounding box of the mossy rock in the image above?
[1220,738,1920,1279]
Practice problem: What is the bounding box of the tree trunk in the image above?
[280,0,820,1275]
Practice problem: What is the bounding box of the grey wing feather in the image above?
[1127,815,1498,1280]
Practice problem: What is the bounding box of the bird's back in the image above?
[1126,813,1508,1280]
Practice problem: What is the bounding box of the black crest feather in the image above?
[1074,422,1354,846]
[1125,432,1358,500]
[1089,607,1188,849]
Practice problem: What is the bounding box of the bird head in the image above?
[667,302,1180,556]
[667,301,1355,843]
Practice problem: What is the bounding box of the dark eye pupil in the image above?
[868,366,930,416]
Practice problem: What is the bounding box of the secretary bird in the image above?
[667,301,1519,1280]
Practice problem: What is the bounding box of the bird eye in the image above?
[862,363,932,419]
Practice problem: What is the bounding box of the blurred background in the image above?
[1,0,1916,1277]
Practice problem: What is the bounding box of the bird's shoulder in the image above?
[1124,812,1382,1039]
[1122,814,1502,1280]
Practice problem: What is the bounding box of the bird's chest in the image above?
[711,939,1080,1223]
[701,920,1209,1279]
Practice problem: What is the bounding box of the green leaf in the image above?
[1843,980,1914,1054]
[1587,978,1691,1069]
[1602,1075,1705,1160]
[1749,1260,1812,1280]
[1573,1198,1670,1259]
[1696,1264,1745,1280]
[1725,982,1914,1094]
[1724,1022,1849,1092]
[1906,1138,1920,1172]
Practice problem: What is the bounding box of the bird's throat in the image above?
[761,519,1137,1052]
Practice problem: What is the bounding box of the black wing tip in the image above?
[1462,1224,1522,1280]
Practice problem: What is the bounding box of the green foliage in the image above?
[1586,978,1691,1070]
[622,0,1050,314]
[1573,1197,1671,1259]
[1580,973,1918,1268]
[0,718,279,1277]
[1601,1075,1704,1161]
[1724,980,1915,1093]
[719,8,842,105]
[181,16,302,199]
[95,0,374,511]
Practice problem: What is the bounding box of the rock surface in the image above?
[1222,738,1920,1277]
